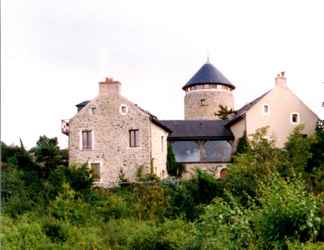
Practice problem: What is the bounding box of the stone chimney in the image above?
[275,71,287,88]
[99,77,121,96]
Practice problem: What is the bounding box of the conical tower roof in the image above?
[182,62,235,90]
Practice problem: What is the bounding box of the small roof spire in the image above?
[206,49,210,64]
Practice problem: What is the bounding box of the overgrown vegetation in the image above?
[1,122,324,249]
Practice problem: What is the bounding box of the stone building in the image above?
[63,61,319,185]
[66,77,170,187]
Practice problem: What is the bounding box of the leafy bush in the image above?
[254,174,321,249]
[1,214,53,249]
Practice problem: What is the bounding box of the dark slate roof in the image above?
[159,120,234,140]
[182,62,235,90]
[226,90,271,126]
[76,100,90,112]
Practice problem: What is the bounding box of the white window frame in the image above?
[262,104,270,115]
[290,112,300,125]
[88,160,102,182]
[79,129,95,150]
[119,104,128,115]
[89,106,96,115]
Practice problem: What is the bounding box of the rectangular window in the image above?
[82,130,92,150]
[129,129,139,147]
[161,136,164,152]
[291,113,300,124]
[263,104,269,114]
[90,162,100,181]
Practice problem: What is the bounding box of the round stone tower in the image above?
[183,61,235,120]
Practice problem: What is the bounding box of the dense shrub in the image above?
[254,175,321,249]
[1,127,324,249]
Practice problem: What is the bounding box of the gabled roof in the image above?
[159,120,234,140]
[226,90,271,126]
[182,62,235,90]
[75,100,171,133]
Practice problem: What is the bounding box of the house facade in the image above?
[67,77,170,187]
[63,61,319,186]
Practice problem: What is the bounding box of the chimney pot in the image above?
[275,71,287,88]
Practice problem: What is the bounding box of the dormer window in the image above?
[291,113,300,124]
[263,104,270,114]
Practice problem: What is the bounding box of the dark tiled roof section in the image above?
[76,100,90,112]
[182,62,235,90]
[159,120,234,140]
[226,90,271,126]
[134,104,172,132]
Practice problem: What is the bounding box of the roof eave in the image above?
[167,136,234,141]
[225,114,246,127]
[182,82,235,91]
[150,117,172,133]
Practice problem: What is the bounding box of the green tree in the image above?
[215,105,234,120]
[236,132,251,154]
[166,144,184,177]
[284,125,314,177]
[31,136,64,178]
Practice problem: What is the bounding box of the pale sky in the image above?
[2,0,324,149]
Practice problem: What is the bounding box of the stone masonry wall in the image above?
[69,93,153,187]
[182,163,229,179]
[184,89,234,120]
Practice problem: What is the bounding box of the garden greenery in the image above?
[1,123,324,249]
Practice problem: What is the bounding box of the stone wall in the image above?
[182,163,229,179]
[184,89,234,120]
[69,93,153,187]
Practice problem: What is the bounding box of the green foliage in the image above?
[2,128,324,249]
[197,195,255,249]
[167,144,178,177]
[215,104,234,120]
[31,136,65,178]
[167,144,185,178]
[236,133,250,154]
[133,182,168,220]
[43,220,69,243]
[310,121,324,168]
[254,174,321,249]
[225,127,286,206]
[1,214,53,249]
[285,125,314,176]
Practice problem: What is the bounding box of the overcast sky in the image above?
[2,0,324,149]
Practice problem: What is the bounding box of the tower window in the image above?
[200,98,207,106]
[290,113,300,124]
